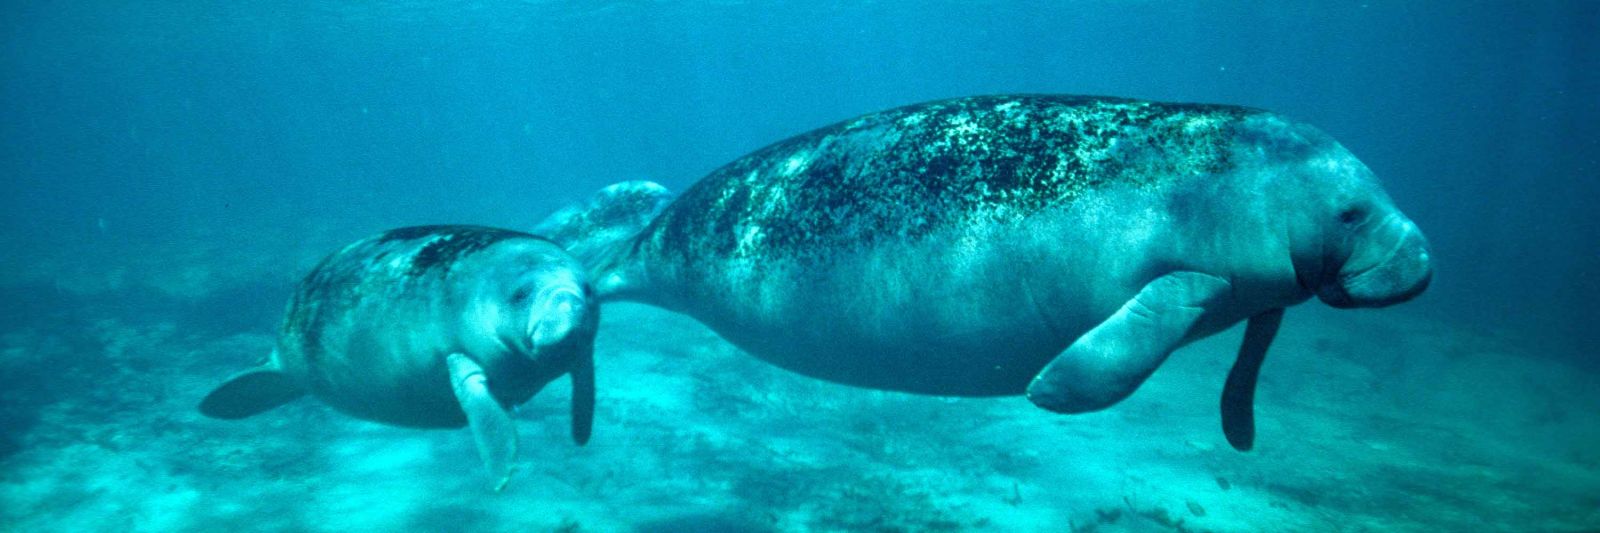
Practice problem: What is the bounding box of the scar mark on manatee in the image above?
[379,226,527,277]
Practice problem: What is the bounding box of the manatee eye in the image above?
[1337,206,1367,225]
[510,287,532,303]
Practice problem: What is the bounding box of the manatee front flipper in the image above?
[446,353,518,491]
[569,341,595,446]
[1027,272,1232,413]
[199,365,304,419]
[1221,308,1283,452]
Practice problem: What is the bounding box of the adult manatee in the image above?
[542,95,1431,450]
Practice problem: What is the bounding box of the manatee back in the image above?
[275,226,526,373]
[637,95,1264,266]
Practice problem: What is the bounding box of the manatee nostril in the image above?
[543,287,583,311]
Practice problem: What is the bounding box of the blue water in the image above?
[5,2,1596,352]
[2,2,1597,531]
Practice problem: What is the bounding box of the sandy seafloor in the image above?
[1,225,1597,533]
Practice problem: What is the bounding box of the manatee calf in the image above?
[543,95,1431,450]
[199,225,598,488]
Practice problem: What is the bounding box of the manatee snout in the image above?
[528,284,588,348]
[1320,214,1432,308]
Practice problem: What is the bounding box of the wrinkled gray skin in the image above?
[555,95,1431,450]
[199,225,597,488]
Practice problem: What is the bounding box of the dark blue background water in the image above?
[3,2,1596,357]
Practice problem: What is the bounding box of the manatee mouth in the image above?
[1319,216,1432,308]
[1322,262,1432,308]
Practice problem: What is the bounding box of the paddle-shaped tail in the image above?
[534,181,673,279]
[198,358,305,420]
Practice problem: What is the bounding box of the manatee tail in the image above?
[198,364,305,419]
[534,181,673,283]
